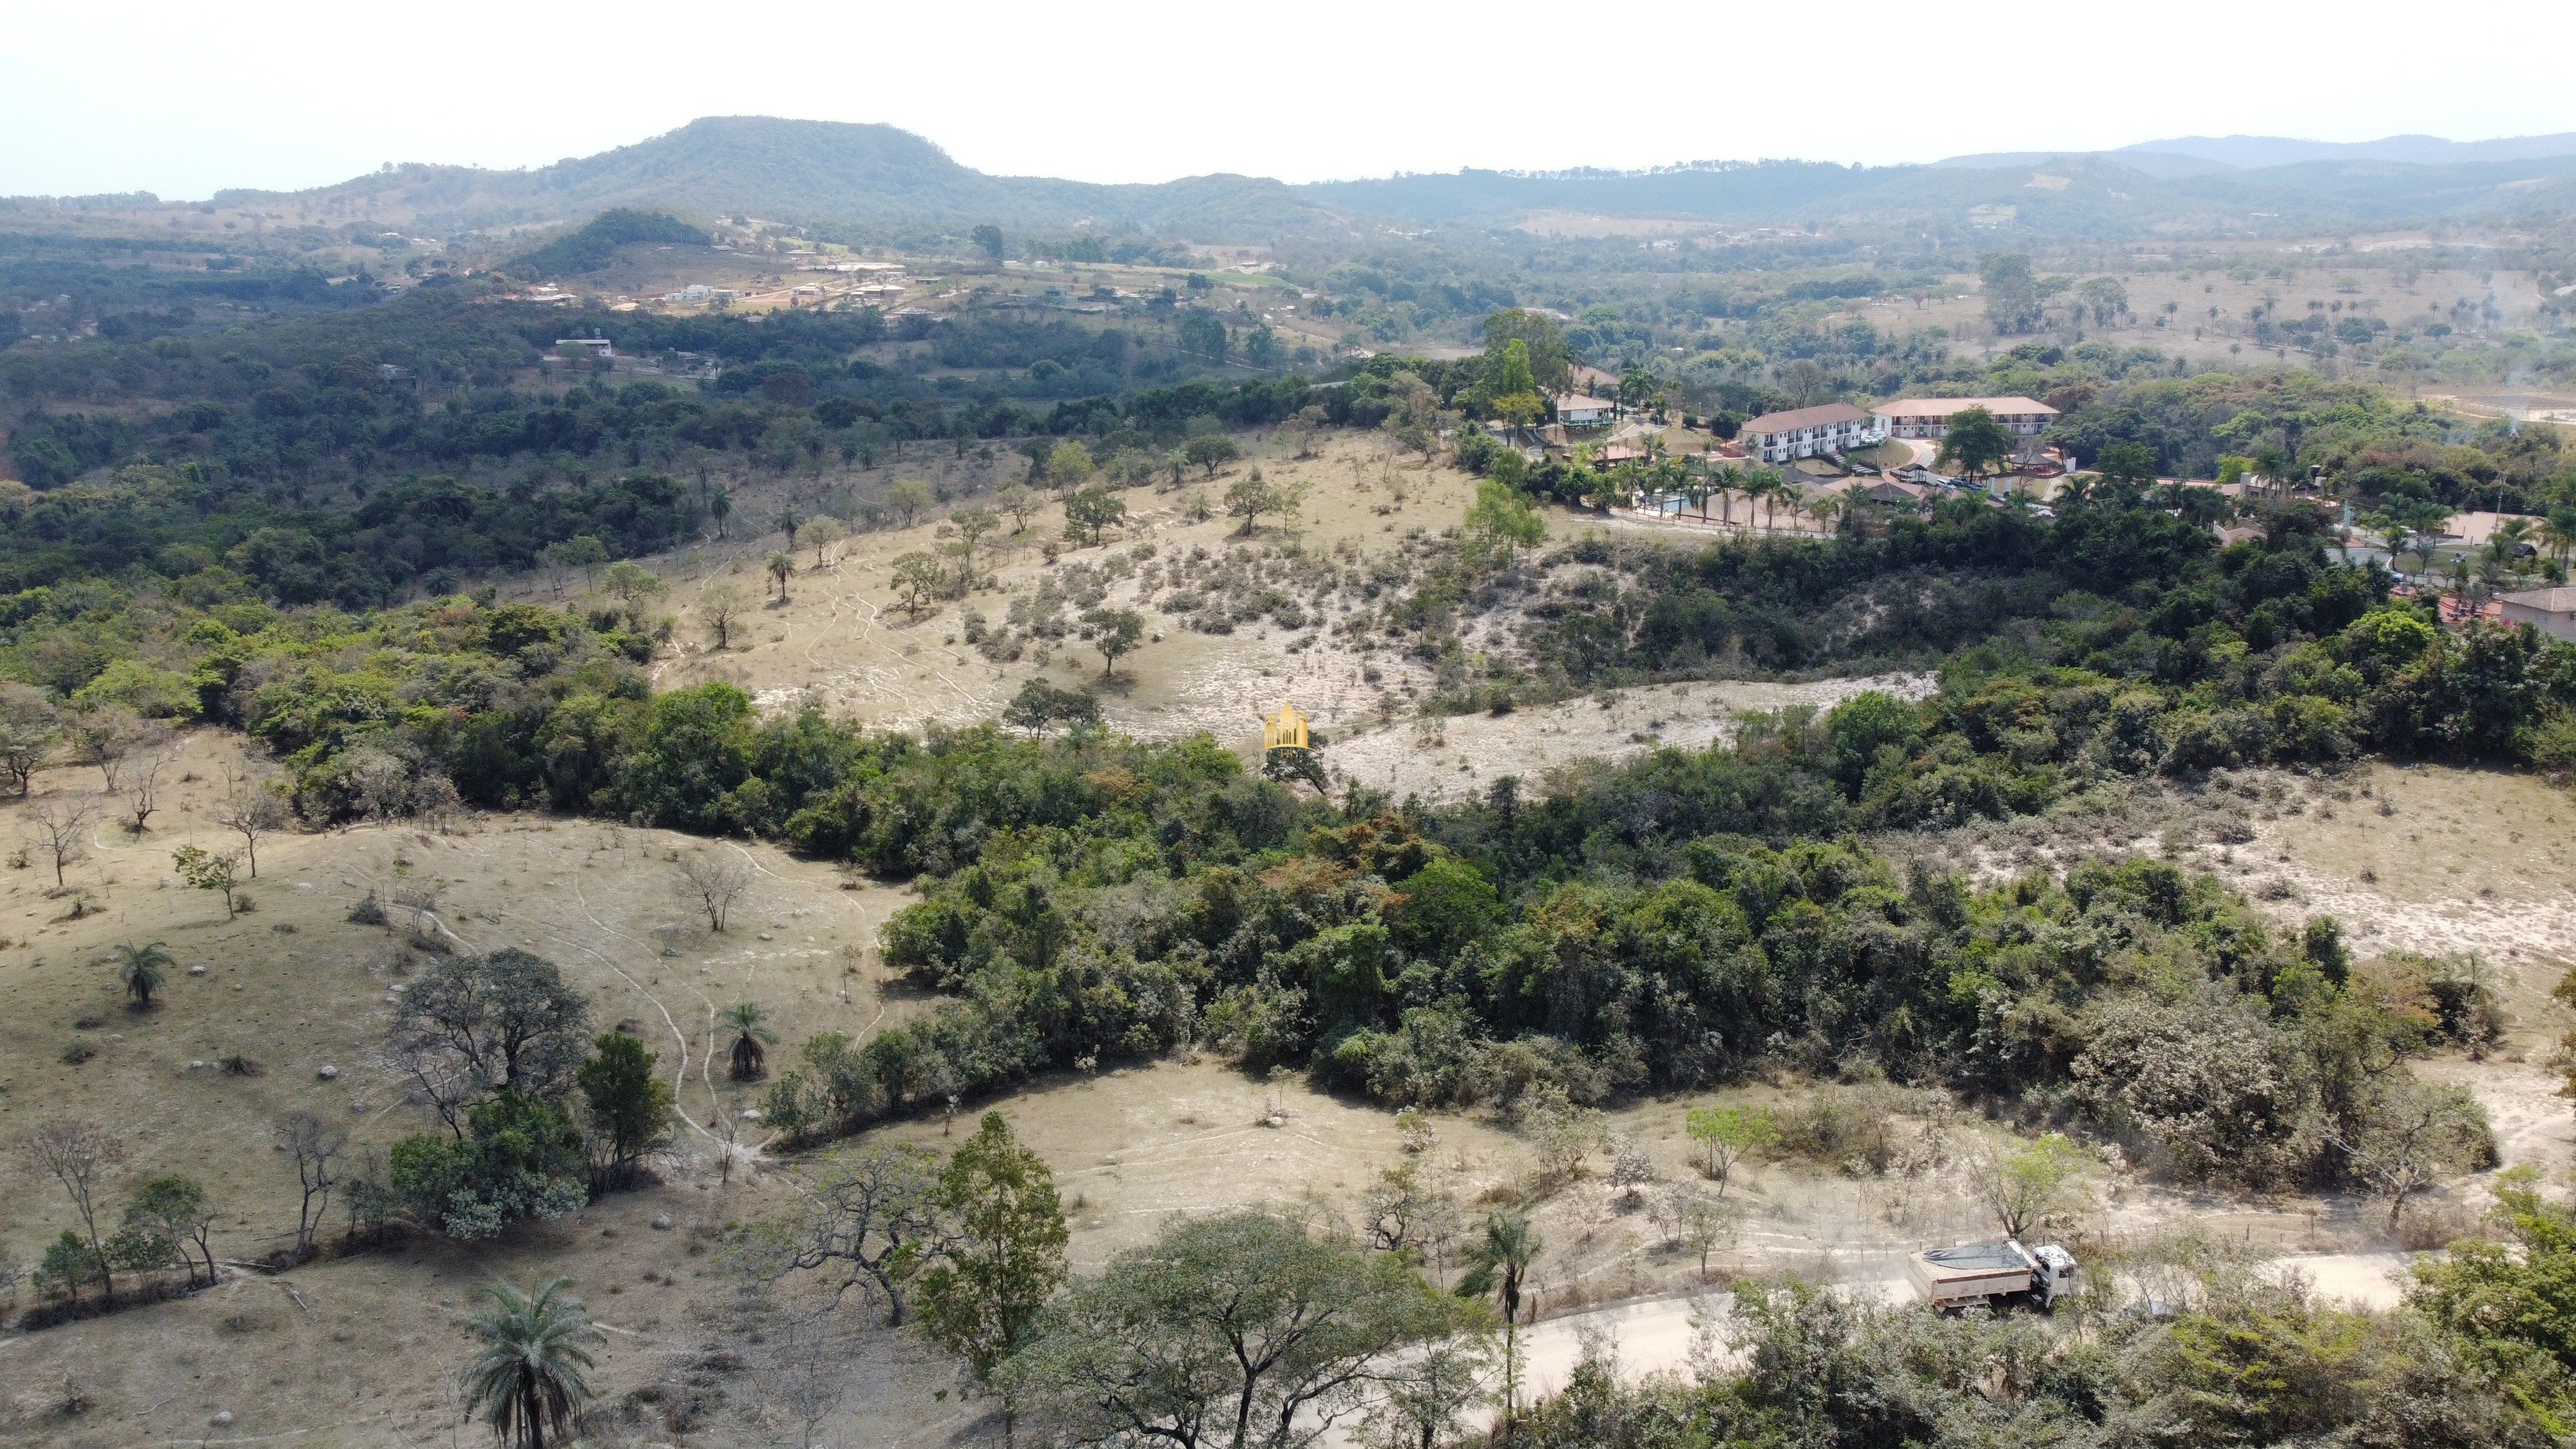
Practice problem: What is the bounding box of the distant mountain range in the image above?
[2119,132,2576,169]
[200,117,1331,240]
[1935,131,2576,177]
[27,118,2576,245]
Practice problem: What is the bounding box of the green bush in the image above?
[390,1090,589,1240]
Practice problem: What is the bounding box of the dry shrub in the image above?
[1772,1082,1951,1177]
[2399,1197,2480,1251]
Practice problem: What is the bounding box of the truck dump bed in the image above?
[1906,1240,2037,1308]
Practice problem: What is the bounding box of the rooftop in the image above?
[1741,402,1872,433]
[1876,395,2059,417]
[2501,587,2576,614]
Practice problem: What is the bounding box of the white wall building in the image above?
[1556,394,1617,426]
[2501,587,2576,641]
[1873,396,2059,439]
[1739,402,1885,462]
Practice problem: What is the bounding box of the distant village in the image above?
[1522,372,2576,642]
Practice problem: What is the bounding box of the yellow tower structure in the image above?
[1261,697,1310,753]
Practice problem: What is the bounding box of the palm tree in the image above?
[1808,491,1849,537]
[765,551,795,601]
[117,940,172,1009]
[2407,538,2441,586]
[724,1001,778,1081]
[460,1278,604,1449]
[1779,482,1810,533]
[1458,1210,1542,1420]
[2494,517,2538,583]
[2365,513,2414,578]
[2543,511,2576,571]
[1744,471,1779,531]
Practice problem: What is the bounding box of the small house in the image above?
[1556,394,1618,427]
[2500,587,2576,641]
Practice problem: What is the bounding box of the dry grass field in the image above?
[1825,258,2552,376]
[520,428,1481,761]
[10,743,2576,1444]
[12,433,2576,1445]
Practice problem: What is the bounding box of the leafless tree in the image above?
[215,768,292,877]
[68,706,142,794]
[275,1110,348,1256]
[412,771,464,833]
[22,791,100,887]
[1650,1186,1742,1280]
[20,1119,126,1304]
[343,1144,394,1245]
[123,733,182,833]
[2333,1079,2493,1231]
[1609,1137,1657,1204]
[697,583,751,650]
[754,1302,855,1449]
[789,1142,944,1325]
[678,851,756,932]
[392,883,441,938]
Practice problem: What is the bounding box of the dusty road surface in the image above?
[1509,1247,2413,1405]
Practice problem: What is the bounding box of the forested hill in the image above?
[1303,152,2576,233]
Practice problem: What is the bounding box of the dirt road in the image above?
[1511,1249,2412,1400]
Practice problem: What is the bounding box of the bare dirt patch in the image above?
[1328,674,1934,804]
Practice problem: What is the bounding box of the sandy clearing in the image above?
[1326,673,1936,804]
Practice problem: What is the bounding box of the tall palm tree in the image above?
[460,1278,603,1449]
[2369,515,2416,580]
[2542,511,2576,571]
[117,940,172,1009]
[1744,471,1779,531]
[2493,518,2538,585]
[724,1001,778,1081]
[1779,483,1810,533]
[766,552,795,602]
[1458,1210,1542,1420]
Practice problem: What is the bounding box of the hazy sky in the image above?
[6,0,2573,200]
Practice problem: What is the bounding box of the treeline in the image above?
[1,273,1339,501]
[1383,488,2575,782]
[0,361,1336,605]
[2039,364,2573,514]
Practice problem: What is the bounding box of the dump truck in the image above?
[1905,1240,2078,1313]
